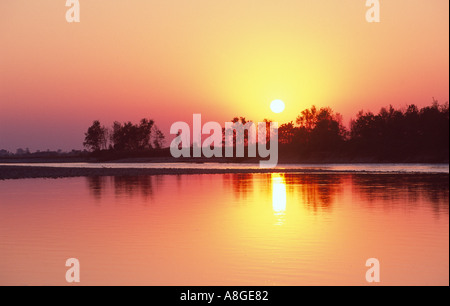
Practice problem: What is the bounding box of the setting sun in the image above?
[270,100,286,114]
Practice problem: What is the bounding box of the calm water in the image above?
[0,173,448,285]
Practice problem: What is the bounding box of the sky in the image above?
[0,0,449,151]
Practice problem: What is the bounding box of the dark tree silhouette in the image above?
[222,116,253,148]
[349,100,449,161]
[111,118,155,151]
[83,120,107,152]
[280,106,347,157]
[279,121,295,144]
[152,125,165,149]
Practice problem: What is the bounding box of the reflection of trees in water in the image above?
[223,173,343,210]
[351,174,449,213]
[86,175,164,201]
[86,173,449,215]
[223,173,256,199]
[224,173,449,214]
[86,176,107,200]
[284,174,344,211]
[113,176,155,200]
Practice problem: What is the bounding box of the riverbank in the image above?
[1,164,449,180]
[0,165,348,180]
[1,155,448,165]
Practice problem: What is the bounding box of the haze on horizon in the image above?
[0,0,449,152]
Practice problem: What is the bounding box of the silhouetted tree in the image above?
[294,106,346,152]
[111,118,155,151]
[349,100,449,160]
[83,120,107,152]
[279,121,296,144]
[152,125,165,149]
[222,117,253,148]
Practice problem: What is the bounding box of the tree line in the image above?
[223,100,448,162]
[83,100,449,162]
[276,100,449,161]
[84,119,165,152]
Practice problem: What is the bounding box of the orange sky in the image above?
[0,0,449,151]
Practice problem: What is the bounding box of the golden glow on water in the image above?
[271,174,287,213]
[0,174,448,285]
[271,174,287,225]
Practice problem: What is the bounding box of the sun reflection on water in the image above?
[271,174,287,225]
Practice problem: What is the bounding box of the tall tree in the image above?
[83,120,107,152]
[152,125,165,149]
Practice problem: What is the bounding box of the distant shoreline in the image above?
[0,165,349,180]
[0,164,448,180]
[0,153,448,165]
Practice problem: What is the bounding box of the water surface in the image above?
[0,173,448,285]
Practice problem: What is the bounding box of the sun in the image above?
[270,99,285,114]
